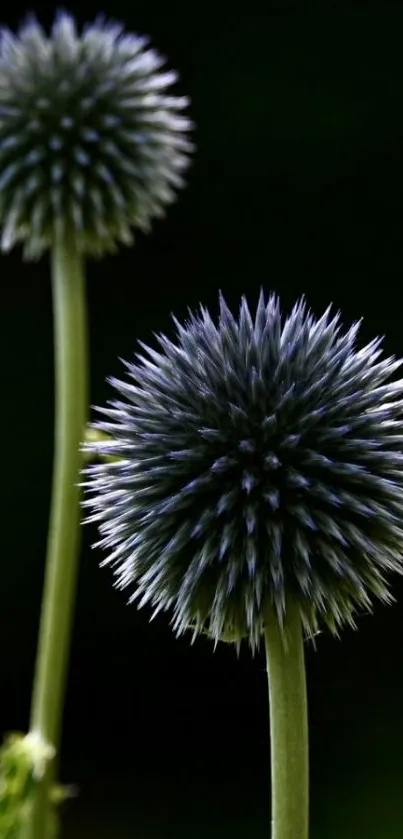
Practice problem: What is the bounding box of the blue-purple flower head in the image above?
[0,10,193,259]
[83,292,403,650]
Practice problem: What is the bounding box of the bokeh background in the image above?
[2,0,403,836]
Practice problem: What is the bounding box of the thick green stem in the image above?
[24,234,88,839]
[264,599,309,839]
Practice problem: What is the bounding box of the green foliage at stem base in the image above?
[0,733,76,839]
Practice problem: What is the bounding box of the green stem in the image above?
[24,233,89,839]
[264,599,309,839]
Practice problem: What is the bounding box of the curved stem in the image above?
[264,599,309,839]
[25,234,89,839]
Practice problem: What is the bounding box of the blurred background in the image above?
[2,0,403,836]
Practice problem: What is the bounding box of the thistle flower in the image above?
[83,292,403,650]
[0,10,193,259]
[0,12,193,838]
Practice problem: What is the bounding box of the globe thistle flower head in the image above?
[82,292,403,651]
[0,10,194,259]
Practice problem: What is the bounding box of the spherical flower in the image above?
[82,292,403,650]
[0,10,193,259]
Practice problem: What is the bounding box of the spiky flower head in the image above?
[82,292,403,650]
[0,10,193,259]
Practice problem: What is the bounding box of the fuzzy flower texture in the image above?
[83,293,403,649]
[0,11,193,259]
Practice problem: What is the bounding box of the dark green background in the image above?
[2,1,403,836]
